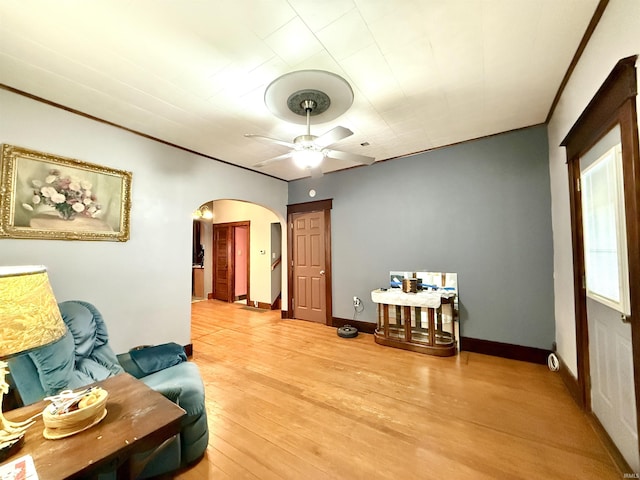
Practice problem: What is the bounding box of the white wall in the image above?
[0,89,288,353]
[547,0,640,376]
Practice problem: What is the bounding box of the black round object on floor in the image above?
[337,325,358,338]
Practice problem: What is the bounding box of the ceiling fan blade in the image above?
[325,149,375,165]
[244,134,295,149]
[314,126,353,148]
[253,152,292,168]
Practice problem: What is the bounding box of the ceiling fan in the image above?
[245,87,375,176]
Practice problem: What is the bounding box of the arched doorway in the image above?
[192,199,284,310]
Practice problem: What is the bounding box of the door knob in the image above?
[320,270,325,276]
[621,313,631,324]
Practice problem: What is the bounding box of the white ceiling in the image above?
[0,0,600,181]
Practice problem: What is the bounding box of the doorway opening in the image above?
[213,221,250,303]
[191,199,284,310]
[561,55,640,472]
[287,199,333,325]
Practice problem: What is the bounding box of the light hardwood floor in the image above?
[174,300,619,479]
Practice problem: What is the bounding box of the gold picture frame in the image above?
[0,144,132,241]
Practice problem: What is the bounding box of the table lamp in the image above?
[0,265,67,456]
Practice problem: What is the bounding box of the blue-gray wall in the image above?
[288,125,554,349]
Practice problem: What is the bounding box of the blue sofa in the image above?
[8,300,208,478]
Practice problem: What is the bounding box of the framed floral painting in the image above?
[0,144,132,241]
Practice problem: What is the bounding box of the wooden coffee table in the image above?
[3,373,185,479]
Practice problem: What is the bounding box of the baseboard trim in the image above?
[183,343,193,357]
[556,352,584,409]
[556,355,631,475]
[460,337,551,365]
[271,293,281,311]
[331,317,376,334]
[589,411,631,476]
[246,300,272,310]
[281,310,290,319]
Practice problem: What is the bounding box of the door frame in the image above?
[286,199,332,325]
[212,221,251,303]
[561,55,640,466]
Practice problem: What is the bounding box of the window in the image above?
[581,138,630,314]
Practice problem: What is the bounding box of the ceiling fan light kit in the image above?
[292,149,324,169]
[246,69,375,175]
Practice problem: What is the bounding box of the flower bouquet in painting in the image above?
[22,170,102,220]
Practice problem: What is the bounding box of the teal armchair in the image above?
[7,300,208,478]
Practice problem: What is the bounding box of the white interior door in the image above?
[587,298,637,469]
[581,126,639,471]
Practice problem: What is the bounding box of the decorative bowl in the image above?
[42,387,108,439]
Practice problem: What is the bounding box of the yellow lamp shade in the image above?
[0,265,66,358]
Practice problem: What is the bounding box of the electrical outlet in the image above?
[353,296,362,308]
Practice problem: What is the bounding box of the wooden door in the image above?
[213,224,232,302]
[562,56,640,471]
[292,211,326,323]
[580,128,638,470]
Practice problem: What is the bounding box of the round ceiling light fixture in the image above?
[292,149,324,169]
[264,70,354,125]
